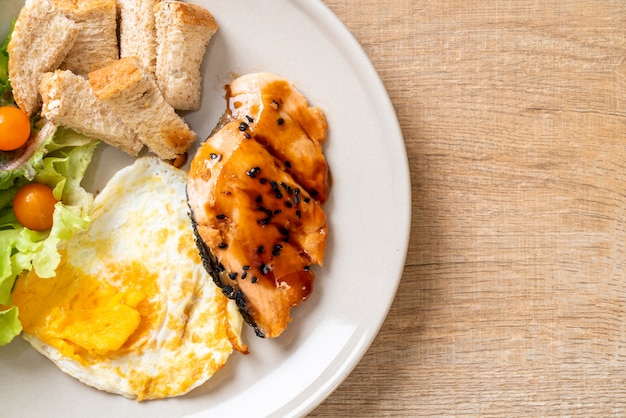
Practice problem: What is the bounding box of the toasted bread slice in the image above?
[52,0,118,76]
[40,70,143,156]
[8,0,79,116]
[155,1,218,111]
[118,0,162,76]
[88,57,196,160]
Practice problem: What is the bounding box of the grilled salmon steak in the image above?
[187,73,329,338]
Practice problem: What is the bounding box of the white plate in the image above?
[0,0,411,417]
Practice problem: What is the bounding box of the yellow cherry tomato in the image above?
[13,183,58,231]
[0,106,31,151]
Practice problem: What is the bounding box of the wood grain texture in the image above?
[313,1,626,416]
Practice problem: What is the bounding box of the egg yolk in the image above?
[11,252,159,364]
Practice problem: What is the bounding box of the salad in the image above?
[0,25,99,345]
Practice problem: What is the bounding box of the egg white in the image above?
[13,157,246,401]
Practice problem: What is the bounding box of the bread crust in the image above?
[155,1,218,110]
[88,57,196,160]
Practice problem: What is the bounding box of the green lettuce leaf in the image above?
[35,128,98,214]
[0,307,21,346]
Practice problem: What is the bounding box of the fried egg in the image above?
[11,156,247,401]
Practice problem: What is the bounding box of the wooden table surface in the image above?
[312,1,626,416]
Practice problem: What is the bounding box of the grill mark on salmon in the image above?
[227,73,329,203]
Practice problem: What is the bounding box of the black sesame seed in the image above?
[246,115,254,123]
[274,209,282,215]
[304,265,311,272]
[251,276,258,283]
[304,197,311,203]
[247,166,261,178]
[242,265,250,270]
[280,182,293,195]
[294,188,300,195]
[257,245,264,254]
[260,178,268,184]
[244,132,251,139]
[210,153,218,159]
[277,118,284,125]
[272,244,283,256]
[285,201,293,208]
[222,285,234,296]
[218,242,228,249]
[310,190,319,198]
[275,192,283,199]
[293,196,300,205]
[228,272,238,280]
[241,271,248,280]
[285,161,292,168]
[239,122,248,131]
[278,226,289,236]
[257,206,273,217]
[260,263,270,275]
[269,180,278,188]
[216,214,226,220]
[296,210,301,219]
